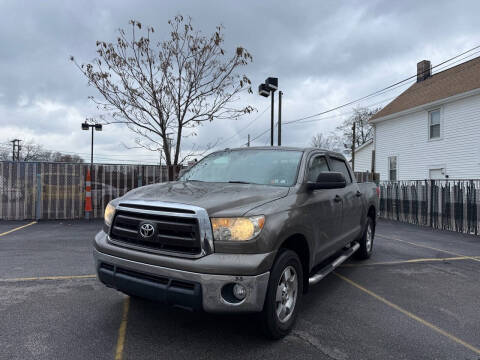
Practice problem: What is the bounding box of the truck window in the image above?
[180,149,303,187]
[306,155,329,182]
[329,158,352,184]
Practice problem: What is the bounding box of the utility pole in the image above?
[11,140,15,161]
[247,134,250,147]
[351,122,356,172]
[10,139,21,161]
[278,91,282,146]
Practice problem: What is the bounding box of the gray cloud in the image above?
[1,0,479,162]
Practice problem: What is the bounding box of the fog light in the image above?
[233,283,247,300]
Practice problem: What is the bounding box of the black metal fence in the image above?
[354,171,380,184]
[379,180,479,235]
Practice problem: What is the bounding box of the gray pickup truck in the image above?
[94,147,378,338]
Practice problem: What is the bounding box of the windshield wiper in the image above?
[228,180,251,184]
[186,179,204,182]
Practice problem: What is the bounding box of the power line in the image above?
[283,49,480,128]
[244,45,480,144]
[284,44,480,125]
[212,105,271,150]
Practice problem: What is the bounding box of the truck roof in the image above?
[222,146,347,160]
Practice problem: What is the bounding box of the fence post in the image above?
[429,180,434,228]
[35,173,42,220]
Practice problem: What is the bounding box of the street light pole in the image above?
[81,121,102,173]
[90,126,94,171]
[278,91,282,146]
[259,77,278,147]
[270,91,275,146]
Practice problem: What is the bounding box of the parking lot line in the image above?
[376,233,480,263]
[115,297,130,360]
[343,255,480,267]
[0,221,37,237]
[334,272,480,356]
[0,274,96,282]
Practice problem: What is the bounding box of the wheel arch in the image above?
[278,233,311,293]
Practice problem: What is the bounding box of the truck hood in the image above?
[118,181,290,217]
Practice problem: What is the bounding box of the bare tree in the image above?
[50,152,84,163]
[0,141,84,163]
[336,106,381,154]
[310,133,345,154]
[21,142,50,162]
[71,16,254,175]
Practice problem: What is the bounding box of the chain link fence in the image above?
[8,163,478,236]
[0,161,174,220]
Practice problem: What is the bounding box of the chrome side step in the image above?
[308,242,360,285]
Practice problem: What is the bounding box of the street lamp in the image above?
[258,77,282,146]
[81,121,102,171]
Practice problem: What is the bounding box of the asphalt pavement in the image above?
[1,219,479,360]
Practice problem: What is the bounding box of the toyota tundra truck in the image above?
[94,147,378,338]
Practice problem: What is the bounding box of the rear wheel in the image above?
[260,249,303,339]
[355,217,374,260]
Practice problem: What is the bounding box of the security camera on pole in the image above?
[258,77,282,146]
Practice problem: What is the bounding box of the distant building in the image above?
[352,139,373,173]
[370,57,480,180]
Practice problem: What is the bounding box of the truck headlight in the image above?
[104,202,116,227]
[211,216,265,241]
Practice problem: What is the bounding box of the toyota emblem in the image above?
[139,223,155,239]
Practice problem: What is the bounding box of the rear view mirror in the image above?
[307,172,346,190]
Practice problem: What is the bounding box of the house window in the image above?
[429,109,441,139]
[388,156,397,181]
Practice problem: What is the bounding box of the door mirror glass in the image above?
[308,172,346,190]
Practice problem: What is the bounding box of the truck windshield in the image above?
[180,149,303,187]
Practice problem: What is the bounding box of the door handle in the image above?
[356,191,362,197]
[334,195,342,202]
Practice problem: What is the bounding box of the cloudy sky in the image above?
[1,0,479,164]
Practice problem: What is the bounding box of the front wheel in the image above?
[355,217,374,260]
[260,249,303,339]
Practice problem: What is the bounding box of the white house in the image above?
[370,57,480,180]
[352,139,373,172]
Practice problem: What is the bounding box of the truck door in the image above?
[303,154,343,263]
[328,157,363,245]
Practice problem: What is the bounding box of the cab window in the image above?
[329,158,352,184]
[306,155,329,182]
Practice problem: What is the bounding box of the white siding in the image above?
[353,142,373,172]
[375,93,480,180]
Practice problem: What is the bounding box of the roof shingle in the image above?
[370,56,480,121]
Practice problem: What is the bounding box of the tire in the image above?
[260,249,303,339]
[355,216,374,260]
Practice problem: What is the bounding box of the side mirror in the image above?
[307,172,346,190]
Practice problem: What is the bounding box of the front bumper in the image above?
[94,249,270,313]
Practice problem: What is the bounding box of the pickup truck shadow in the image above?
[127,296,265,340]
[125,272,345,348]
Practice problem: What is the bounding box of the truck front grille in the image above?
[109,209,202,256]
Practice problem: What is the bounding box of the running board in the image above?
[308,242,360,285]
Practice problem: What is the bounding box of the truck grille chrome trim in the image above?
[108,200,214,259]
